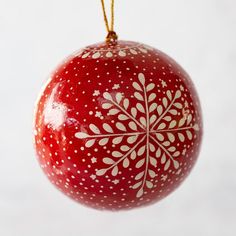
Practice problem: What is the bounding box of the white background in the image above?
[0,0,236,235]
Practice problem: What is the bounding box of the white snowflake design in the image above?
[75,73,199,198]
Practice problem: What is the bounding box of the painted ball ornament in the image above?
[34,40,202,210]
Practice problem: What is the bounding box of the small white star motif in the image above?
[93,90,100,96]
[184,100,189,107]
[112,84,120,89]
[95,111,102,118]
[112,179,120,184]
[90,174,96,180]
[161,80,167,88]
[161,174,168,181]
[91,157,97,163]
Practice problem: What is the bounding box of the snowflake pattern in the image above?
[75,73,199,198]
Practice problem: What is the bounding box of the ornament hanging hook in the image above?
[100,0,118,44]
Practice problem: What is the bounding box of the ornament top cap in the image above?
[106,31,118,44]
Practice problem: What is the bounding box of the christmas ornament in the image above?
[34,0,202,210]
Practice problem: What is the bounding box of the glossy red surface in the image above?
[34,40,202,210]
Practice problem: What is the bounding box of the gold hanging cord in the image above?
[100,0,118,43]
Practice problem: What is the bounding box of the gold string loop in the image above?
[100,0,118,43]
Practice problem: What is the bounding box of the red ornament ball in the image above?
[34,41,202,210]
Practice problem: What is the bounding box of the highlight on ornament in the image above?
[33,0,202,210]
